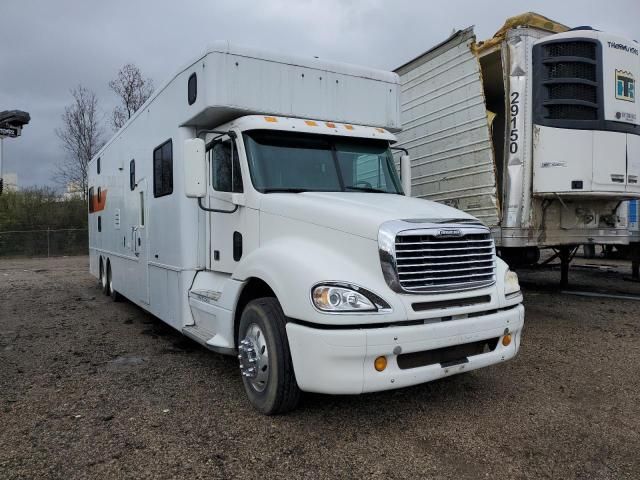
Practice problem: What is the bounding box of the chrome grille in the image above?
[394,230,495,293]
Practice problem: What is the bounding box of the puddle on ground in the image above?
[108,356,147,367]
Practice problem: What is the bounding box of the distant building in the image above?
[3,172,18,192]
[62,181,83,200]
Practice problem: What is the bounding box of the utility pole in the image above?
[0,136,3,193]
[0,110,31,194]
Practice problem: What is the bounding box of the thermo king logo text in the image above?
[608,41,639,55]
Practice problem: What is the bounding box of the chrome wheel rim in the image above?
[238,323,269,392]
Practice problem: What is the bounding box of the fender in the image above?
[232,233,407,325]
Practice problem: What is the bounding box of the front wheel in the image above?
[237,297,301,415]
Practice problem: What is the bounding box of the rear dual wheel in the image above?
[237,297,301,415]
[107,264,121,302]
[100,259,121,301]
[100,259,108,294]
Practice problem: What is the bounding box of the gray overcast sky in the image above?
[1,0,639,189]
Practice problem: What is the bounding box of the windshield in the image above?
[243,130,403,194]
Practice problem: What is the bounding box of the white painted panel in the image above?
[149,265,168,320]
[533,126,593,194]
[205,44,400,131]
[600,32,640,125]
[592,130,627,192]
[627,134,640,194]
[166,270,180,326]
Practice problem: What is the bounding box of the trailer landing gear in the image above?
[559,246,572,289]
[629,243,640,283]
[532,246,578,288]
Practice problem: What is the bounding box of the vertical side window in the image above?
[130,159,136,191]
[188,73,197,105]
[97,157,101,174]
[153,139,173,197]
[211,140,243,193]
[139,192,145,226]
[98,216,102,232]
[88,187,95,213]
[97,187,102,202]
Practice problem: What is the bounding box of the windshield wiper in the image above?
[262,188,309,193]
[345,186,397,194]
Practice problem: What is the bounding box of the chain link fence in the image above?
[0,228,88,258]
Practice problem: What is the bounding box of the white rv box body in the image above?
[183,42,401,131]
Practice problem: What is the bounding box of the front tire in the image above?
[237,298,301,415]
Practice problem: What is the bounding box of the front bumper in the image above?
[286,304,524,394]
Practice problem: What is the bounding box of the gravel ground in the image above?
[1,255,639,479]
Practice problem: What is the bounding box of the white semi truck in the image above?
[394,13,640,286]
[88,42,524,414]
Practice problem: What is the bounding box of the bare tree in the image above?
[54,86,105,199]
[109,63,154,130]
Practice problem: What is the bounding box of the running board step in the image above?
[182,325,215,344]
[182,325,236,355]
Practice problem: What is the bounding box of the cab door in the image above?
[206,135,245,273]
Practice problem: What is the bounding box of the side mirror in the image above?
[400,154,411,196]
[184,138,206,198]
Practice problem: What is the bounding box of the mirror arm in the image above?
[197,197,238,214]
[197,129,237,149]
[390,146,408,155]
[391,146,411,197]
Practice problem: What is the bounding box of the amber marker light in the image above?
[374,356,387,372]
[264,116,278,122]
[502,334,512,347]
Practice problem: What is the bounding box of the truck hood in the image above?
[259,192,480,240]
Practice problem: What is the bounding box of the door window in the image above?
[211,140,243,193]
[352,154,389,190]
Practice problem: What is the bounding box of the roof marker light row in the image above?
[264,116,387,133]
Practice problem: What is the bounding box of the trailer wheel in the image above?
[100,258,109,295]
[237,297,301,415]
[107,262,121,302]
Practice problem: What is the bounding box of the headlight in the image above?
[504,269,521,298]
[311,283,390,313]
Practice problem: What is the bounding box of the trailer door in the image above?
[394,28,501,227]
[132,178,150,304]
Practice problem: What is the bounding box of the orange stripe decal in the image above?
[89,189,107,213]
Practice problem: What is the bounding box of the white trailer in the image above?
[394,13,640,285]
[88,42,524,414]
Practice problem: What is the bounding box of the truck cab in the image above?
[184,114,524,414]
